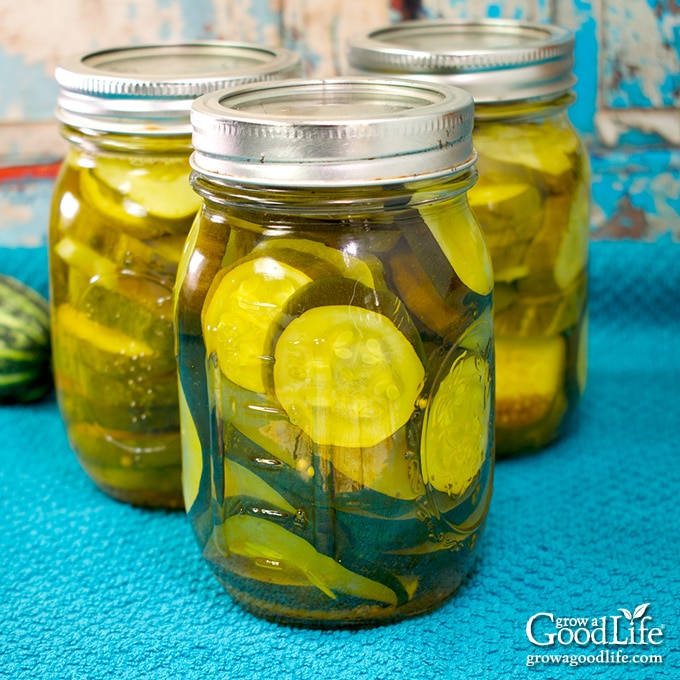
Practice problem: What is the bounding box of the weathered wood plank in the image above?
[281,0,392,76]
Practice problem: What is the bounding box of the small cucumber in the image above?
[0,274,52,403]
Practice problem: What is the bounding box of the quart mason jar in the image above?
[348,20,590,455]
[49,43,301,508]
[176,78,495,626]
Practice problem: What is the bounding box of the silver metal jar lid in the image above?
[346,19,576,103]
[190,77,476,187]
[55,42,302,134]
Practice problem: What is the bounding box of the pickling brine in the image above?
[177,78,495,625]
[49,43,301,507]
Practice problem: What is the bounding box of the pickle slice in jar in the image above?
[225,423,316,510]
[211,513,398,604]
[416,200,493,297]
[553,180,590,290]
[252,238,378,288]
[85,156,200,219]
[494,334,566,431]
[54,237,119,284]
[473,120,580,192]
[57,198,184,278]
[468,181,543,238]
[202,257,313,394]
[518,189,589,294]
[495,271,587,338]
[80,156,200,238]
[54,304,174,376]
[223,459,298,514]
[389,248,465,338]
[420,349,491,497]
[55,348,178,408]
[319,427,423,501]
[225,385,419,504]
[65,269,174,355]
[144,233,187,268]
[180,383,203,511]
[57,237,176,349]
[270,277,425,449]
[68,422,180,467]
[57,383,179,435]
[273,305,424,449]
[467,180,543,280]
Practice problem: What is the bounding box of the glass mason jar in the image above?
[176,78,495,626]
[348,20,590,455]
[49,43,301,508]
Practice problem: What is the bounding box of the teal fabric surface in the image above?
[1,239,678,679]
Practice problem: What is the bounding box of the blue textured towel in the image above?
[1,239,678,680]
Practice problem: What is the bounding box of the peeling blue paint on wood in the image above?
[0,179,53,247]
[590,148,680,240]
[601,0,680,109]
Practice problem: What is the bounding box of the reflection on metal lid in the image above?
[346,19,576,103]
[190,77,476,187]
[55,42,302,134]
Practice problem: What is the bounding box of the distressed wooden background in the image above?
[0,0,678,245]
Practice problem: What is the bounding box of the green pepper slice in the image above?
[211,514,398,604]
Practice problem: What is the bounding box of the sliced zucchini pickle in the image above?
[57,199,183,279]
[58,382,179,435]
[55,352,178,409]
[224,388,421,501]
[80,156,200,238]
[270,278,425,449]
[54,237,118,285]
[494,334,566,431]
[468,180,543,279]
[421,350,491,497]
[223,458,298,514]
[85,155,200,219]
[494,272,587,338]
[416,201,493,297]
[252,238,377,287]
[553,180,590,290]
[473,120,581,192]
[389,249,465,337]
[273,304,424,448]
[65,269,174,355]
[54,304,175,376]
[518,191,589,294]
[202,257,313,393]
[467,180,543,236]
[144,233,187,268]
[318,427,423,500]
[68,421,181,469]
[180,383,203,511]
